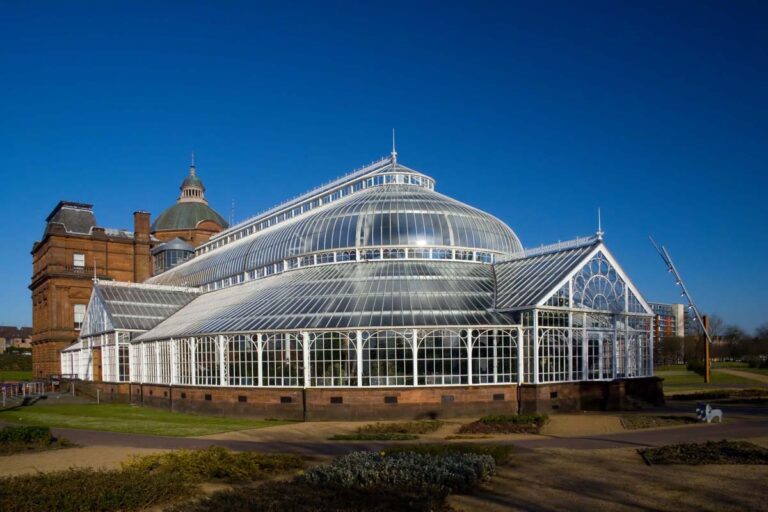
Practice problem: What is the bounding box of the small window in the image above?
[441,395,455,403]
[493,393,505,401]
[550,391,558,399]
[330,396,343,404]
[204,394,212,401]
[180,392,187,399]
[384,396,398,404]
[238,395,247,403]
[73,253,85,268]
[280,396,292,404]
[73,304,86,330]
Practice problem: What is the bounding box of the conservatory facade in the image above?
[65,156,659,418]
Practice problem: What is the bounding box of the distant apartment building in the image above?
[0,326,33,353]
[650,303,685,339]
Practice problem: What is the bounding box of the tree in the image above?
[706,314,725,338]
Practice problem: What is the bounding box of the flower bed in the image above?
[620,415,698,430]
[638,440,768,465]
[328,432,419,441]
[329,420,444,440]
[458,414,549,434]
[123,446,304,482]
[301,451,495,495]
[383,443,513,465]
[175,448,498,512]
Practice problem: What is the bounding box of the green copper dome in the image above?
[151,202,228,232]
[152,162,228,232]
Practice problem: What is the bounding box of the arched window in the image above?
[538,329,569,383]
[418,330,467,385]
[572,252,626,312]
[228,335,258,387]
[262,333,302,387]
[362,331,413,386]
[472,329,517,384]
[309,332,356,387]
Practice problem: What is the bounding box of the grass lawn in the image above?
[657,368,768,394]
[0,371,32,381]
[0,404,292,436]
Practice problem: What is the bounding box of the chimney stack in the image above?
[133,211,151,282]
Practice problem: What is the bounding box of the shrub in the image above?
[0,426,51,445]
[383,443,513,466]
[357,420,444,435]
[123,446,303,482]
[0,467,191,512]
[300,451,495,495]
[746,358,768,369]
[686,360,706,376]
[0,426,72,455]
[165,480,449,512]
[639,440,768,465]
[329,432,419,441]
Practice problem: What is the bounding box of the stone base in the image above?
[72,377,664,421]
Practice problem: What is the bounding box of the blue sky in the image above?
[1,1,766,332]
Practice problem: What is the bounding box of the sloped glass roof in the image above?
[80,281,200,336]
[494,240,599,309]
[135,260,513,341]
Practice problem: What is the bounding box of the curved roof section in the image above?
[146,184,522,288]
[135,260,512,340]
[181,173,204,191]
[151,237,195,255]
[151,202,228,232]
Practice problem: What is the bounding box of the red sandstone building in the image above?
[30,162,227,378]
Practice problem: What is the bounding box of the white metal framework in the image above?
[64,156,654,388]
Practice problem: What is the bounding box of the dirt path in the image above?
[450,443,768,512]
[0,446,168,477]
[718,368,768,384]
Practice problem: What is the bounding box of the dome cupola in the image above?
[151,156,229,236]
[179,154,206,203]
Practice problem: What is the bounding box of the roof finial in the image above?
[596,208,604,240]
[391,128,397,167]
[190,151,196,176]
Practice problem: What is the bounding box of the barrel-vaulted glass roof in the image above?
[147,172,522,288]
[135,260,514,341]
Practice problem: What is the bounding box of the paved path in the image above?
[718,368,768,384]
[45,414,767,457]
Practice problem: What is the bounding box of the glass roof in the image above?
[80,281,200,337]
[494,240,598,309]
[147,184,522,288]
[135,260,514,341]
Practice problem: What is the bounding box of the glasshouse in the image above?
[63,155,661,418]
